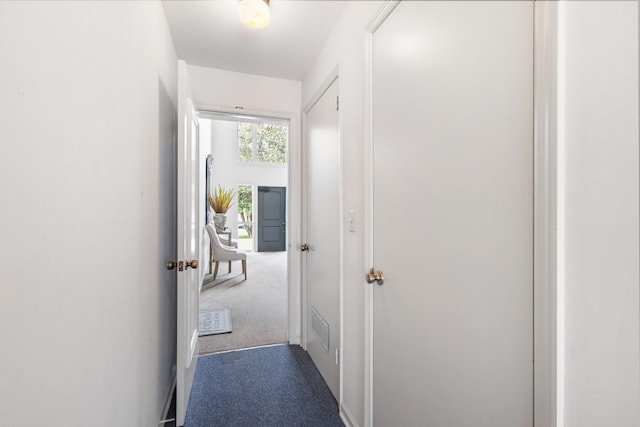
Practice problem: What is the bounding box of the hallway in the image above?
[3,2,640,426]
[185,345,343,427]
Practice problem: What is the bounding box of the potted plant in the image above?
[208,185,235,232]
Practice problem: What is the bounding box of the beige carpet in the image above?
[198,251,288,354]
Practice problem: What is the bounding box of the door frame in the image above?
[301,66,344,402]
[362,1,559,426]
[197,105,302,345]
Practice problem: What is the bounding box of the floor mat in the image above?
[199,308,232,336]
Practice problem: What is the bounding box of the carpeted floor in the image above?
[185,345,344,427]
[199,251,288,354]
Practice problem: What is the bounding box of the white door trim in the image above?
[363,5,399,426]
[533,1,560,426]
[197,104,302,345]
[362,1,558,426]
[301,66,344,406]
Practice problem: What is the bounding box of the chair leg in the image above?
[208,242,213,275]
[213,261,219,280]
[228,261,232,273]
[242,259,247,280]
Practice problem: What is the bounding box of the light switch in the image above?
[348,210,355,232]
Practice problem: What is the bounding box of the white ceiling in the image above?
[162,0,348,81]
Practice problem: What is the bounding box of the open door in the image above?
[176,60,200,427]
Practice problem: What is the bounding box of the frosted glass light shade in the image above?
[239,0,270,29]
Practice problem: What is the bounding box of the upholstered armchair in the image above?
[205,223,247,280]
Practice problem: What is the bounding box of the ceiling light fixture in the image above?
[239,0,270,29]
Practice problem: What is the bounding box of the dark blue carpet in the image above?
[185,345,344,427]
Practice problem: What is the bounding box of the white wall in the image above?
[302,2,384,425]
[0,2,178,426]
[189,65,301,114]
[202,119,288,241]
[560,1,640,425]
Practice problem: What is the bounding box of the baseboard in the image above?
[340,402,360,427]
[158,365,177,425]
[288,335,301,345]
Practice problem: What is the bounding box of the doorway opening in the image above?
[237,184,254,251]
[197,112,290,355]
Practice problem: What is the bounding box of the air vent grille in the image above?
[311,306,330,352]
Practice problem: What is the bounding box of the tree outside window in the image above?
[237,184,253,238]
[237,121,288,164]
[238,123,253,162]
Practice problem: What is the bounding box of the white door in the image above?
[370,2,534,426]
[176,60,200,427]
[304,78,340,400]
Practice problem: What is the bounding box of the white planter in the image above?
[213,213,227,232]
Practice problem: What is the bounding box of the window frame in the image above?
[237,120,289,166]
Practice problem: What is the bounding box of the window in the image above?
[237,122,288,164]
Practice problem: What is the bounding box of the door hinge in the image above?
[336,96,339,111]
[335,348,340,365]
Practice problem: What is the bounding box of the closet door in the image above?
[370,2,534,425]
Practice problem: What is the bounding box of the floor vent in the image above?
[311,306,330,352]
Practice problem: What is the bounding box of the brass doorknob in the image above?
[365,268,384,285]
[300,243,309,252]
[166,261,177,270]
[186,259,198,269]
